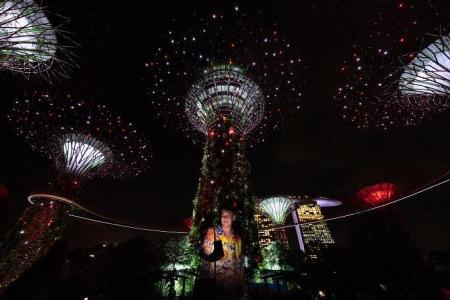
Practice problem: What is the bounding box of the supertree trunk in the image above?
[0,200,70,291]
[190,123,258,261]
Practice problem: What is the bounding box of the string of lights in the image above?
[62,176,450,235]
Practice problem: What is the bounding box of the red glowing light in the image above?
[357,182,397,206]
[182,218,193,230]
[441,287,450,300]
[228,126,235,135]
[0,185,10,199]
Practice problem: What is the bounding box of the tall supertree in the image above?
[0,0,74,77]
[0,91,151,290]
[333,1,449,130]
[144,6,304,262]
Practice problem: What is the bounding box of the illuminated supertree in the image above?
[357,182,398,206]
[0,0,73,77]
[334,1,449,130]
[0,91,151,290]
[144,7,304,261]
[396,34,450,110]
[258,196,293,225]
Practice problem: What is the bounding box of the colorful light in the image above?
[144,7,304,144]
[7,91,152,180]
[333,1,449,130]
[357,182,398,206]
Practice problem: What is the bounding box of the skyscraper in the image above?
[291,197,341,259]
[254,210,288,249]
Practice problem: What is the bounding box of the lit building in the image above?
[291,197,341,259]
[254,210,288,249]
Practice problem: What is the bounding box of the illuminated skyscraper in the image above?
[254,210,288,249]
[291,197,341,259]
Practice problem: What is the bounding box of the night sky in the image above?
[0,0,449,252]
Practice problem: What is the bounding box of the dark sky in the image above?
[0,0,449,252]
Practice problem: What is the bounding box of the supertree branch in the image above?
[185,65,264,136]
[395,34,450,110]
[58,133,113,177]
[0,0,76,77]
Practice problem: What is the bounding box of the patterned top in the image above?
[200,225,246,297]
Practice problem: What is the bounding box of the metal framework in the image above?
[0,0,58,73]
[259,196,293,225]
[397,34,450,110]
[58,133,113,177]
[185,64,264,136]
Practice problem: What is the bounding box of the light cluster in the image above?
[186,64,264,136]
[334,1,449,130]
[7,91,151,179]
[356,182,398,206]
[144,6,304,143]
[259,196,293,225]
[0,0,72,76]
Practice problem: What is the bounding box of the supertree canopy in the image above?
[145,6,304,264]
[397,34,450,109]
[259,196,293,225]
[145,6,304,143]
[7,91,151,182]
[186,64,264,136]
[0,91,151,290]
[59,133,112,177]
[357,182,398,206]
[0,0,73,76]
[334,1,449,130]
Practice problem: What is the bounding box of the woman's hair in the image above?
[219,202,236,215]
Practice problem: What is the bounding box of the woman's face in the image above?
[220,210,235,228]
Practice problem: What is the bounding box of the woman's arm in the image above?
[201,227,215,255]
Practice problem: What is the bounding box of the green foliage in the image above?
[259,240,292,271]
[163,236,199,270]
